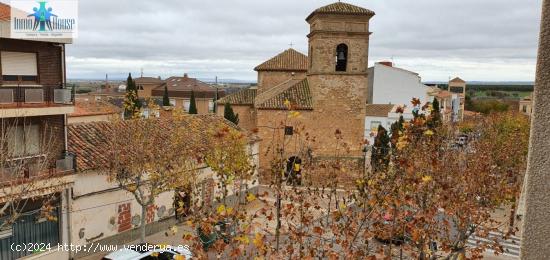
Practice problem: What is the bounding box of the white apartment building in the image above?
[367,62,430,105]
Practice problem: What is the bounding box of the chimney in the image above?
[378,61,393,67]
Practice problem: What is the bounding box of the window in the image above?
[208,100,215,113]
[309,46,313,69]
[335,44,348,72]
[1,51,38,83]
[169,99,176,107]
[183,100,190,112]
[522,105,527,113]
[370,121,381,133]
[7,124,41,157]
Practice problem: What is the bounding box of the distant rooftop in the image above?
[135,77,164,85]
[71,99,121,118]
[151,74,225,99]
[254,49,308,72]
[0,3,9,21]
[217,88,257,105]
[450,77,466,84]
[366,104,396,117]
[306,2,375,21]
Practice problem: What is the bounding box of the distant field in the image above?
[434,84,533,100]
[471,90,532,99]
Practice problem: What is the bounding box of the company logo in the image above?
[10,1,78,39]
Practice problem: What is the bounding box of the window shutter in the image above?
[1,51,38,76]
[25,124,41,155]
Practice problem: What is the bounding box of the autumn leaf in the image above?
[422,175,433,183]
[289,111,301,118]
[339,203,346,210]
[247,193,257,202]
[253,233,264,248]
[313,226,323,235]
[235,235,250,244]
[217,204,226,215]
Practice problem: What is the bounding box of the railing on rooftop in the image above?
[0,152,76,185]
[0,85,74,108]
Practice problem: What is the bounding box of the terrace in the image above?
[0,85,74,118]
[0,152,75,186]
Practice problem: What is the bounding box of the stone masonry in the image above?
[520,0,550,258]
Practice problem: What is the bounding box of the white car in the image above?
[102,244,192,260]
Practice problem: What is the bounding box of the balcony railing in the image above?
[0,152,76,184]
[0,85,74,108]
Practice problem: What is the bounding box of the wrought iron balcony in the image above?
[0,85,74,108]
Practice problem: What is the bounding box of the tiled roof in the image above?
[254,49,308,72]
[217,88,257,105]
[71,99,122,117]
[435,90,453,99]
[0,3,10,21]
[306,2,375,21]
[68,115,257,172]
[255,78,313,110]
[365,104,395,117]
[450,77,466,83]
[90,87,126,97]
[151,76,224,99]
[135,77,164,85]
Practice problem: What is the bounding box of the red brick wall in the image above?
[1,115,65,160]
[40,115,65,159]
[0,38,63,85]
[117,203,132,232]
[146,204,156,224]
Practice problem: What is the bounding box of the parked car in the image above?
[102,243,192,260]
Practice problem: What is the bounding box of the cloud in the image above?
[2,0,542,81]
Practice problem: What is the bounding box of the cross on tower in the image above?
[289,42,294,48]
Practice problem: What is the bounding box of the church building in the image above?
[217,2,375,183]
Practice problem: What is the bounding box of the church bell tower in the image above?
[305,2,375,155]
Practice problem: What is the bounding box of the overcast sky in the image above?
[5,0,542,82]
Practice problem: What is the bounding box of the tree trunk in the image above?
[140,204,147,243]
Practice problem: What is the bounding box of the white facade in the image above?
[365,116,394,145]
[368,63,429,105]
[67,142,259,255]
[365,106,423,144]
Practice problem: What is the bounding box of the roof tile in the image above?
[151,76,224,99]
[0,3,10,21]
[255,78,313,110]
[254,49,308,72]
[217,88,257,105]
[68,115,257,172]
[306,2,375,21]
[71,99,122,117]
[365,104,395,117]
[450,77,466,84]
